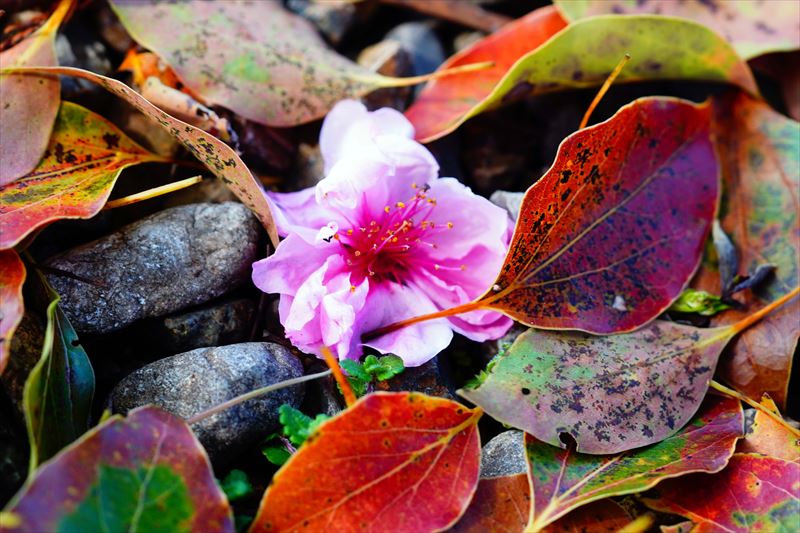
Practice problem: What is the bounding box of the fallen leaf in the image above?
[23,269,94,470]
[540,500,631,533]
[523,396,743,531]
[0,249,26,374]
[641,454,800,533]
[403,5,567,142]
[738,395,800,462]
[4,406,234,533]
[695,91,800,408]
[555,0,800,60]
[406,15,757,142]
[0,101,170,250]
[110,0,420,127]
[0,0,70,186]
[251,392,481,533]
[477,97,718,334]
[459,284,798,454]
[451,473,529,533]
[1,66,280,247]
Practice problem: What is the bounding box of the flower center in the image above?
[329,184,455,284]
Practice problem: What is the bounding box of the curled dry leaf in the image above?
[4,406,234,533]
[694,91,800,408]
[555,0,800,60]
[451,473,530,533]
[23,270,94,470]
[738,394,800,462]
[0,101,170,250]
[460,287,796,454]
[0,0,70,186]
[251,392,481,533]
[0,249,26,374]
[406,14,757,142]
[1,66,280,247]
[523,396,743,531]
[641,454,800,533]
[110,0,424,127]
[478,97,718,334]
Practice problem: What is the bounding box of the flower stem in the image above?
[709,380,800,437]
[579,53,631,130]
[362,300,485,341]
[321,346,356,408]
[730,286,799,334]
[186,370,332,425]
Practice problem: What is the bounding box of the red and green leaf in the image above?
[405,15,757,142]
[0,249,26,374]
[4,406,234,532]
[2,66,280,247]
[641,454,800,533]
[555,0,800,60]
[251,392,481,533]
[694,91,800,408]
[0,0,70,185]
[523,396,743,530]
[0,101,169,250]
[477,97,718,335]
[404,5,567,142]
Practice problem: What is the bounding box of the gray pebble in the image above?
[109,342,304,462]
[46,203,261,334]
[480,430,527,478]
[489,190,525,221]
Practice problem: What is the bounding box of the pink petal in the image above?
[359,282,453,367]
[252,233,339,296]
[266,188,341,242]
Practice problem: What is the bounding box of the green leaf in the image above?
[220,470,252,502]
[278,404,330,448]
[23,270,94,471]
[340,359,370,398]
[4,406,234,532]
[668,288,732,316]
[362,354,405,382]
[261,442,291,467]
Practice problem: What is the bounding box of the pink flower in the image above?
[252,100,513,366]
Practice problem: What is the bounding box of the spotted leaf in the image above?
[474,97,718,334]
[1,66,280,247]
[523,396,743,531]
[641,454,800,533]
[555,0,800,60]
[3,406,234,532]
[0,101,169,250]
[738,395,800,462]
[251,392,481,533]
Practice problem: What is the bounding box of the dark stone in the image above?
[153,298,255,354]
[375,356,454,399]
[286,0,358,45]
[482,323,527,364]
[1,312,45,423]
[45,203,261,334]
[480,430,526,478]
[109,342,304,463]
[385,22,446,77]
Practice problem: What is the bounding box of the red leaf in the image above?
[4,406,234,532]
[480,97,718,334]
[0,249,25,374]
[737,395,800,462]
[251,392,481,533]
[641,454,800,532]
[451,473,530,533]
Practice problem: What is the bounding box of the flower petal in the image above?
[252,233,339,296]
[360,282,453,367]
[266,188,341,242]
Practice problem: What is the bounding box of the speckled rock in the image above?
[109,342,304,462]
[153,298,255,354]
[375,356,454,399]
[480,430,526,478]
[490,190,525,221]
[46,203,261,334]
[1,313,45,423]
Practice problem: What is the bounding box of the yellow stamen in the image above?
[447,222,454,229]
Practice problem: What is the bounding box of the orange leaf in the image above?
[251,392,481,533]
[0,249,26,374]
